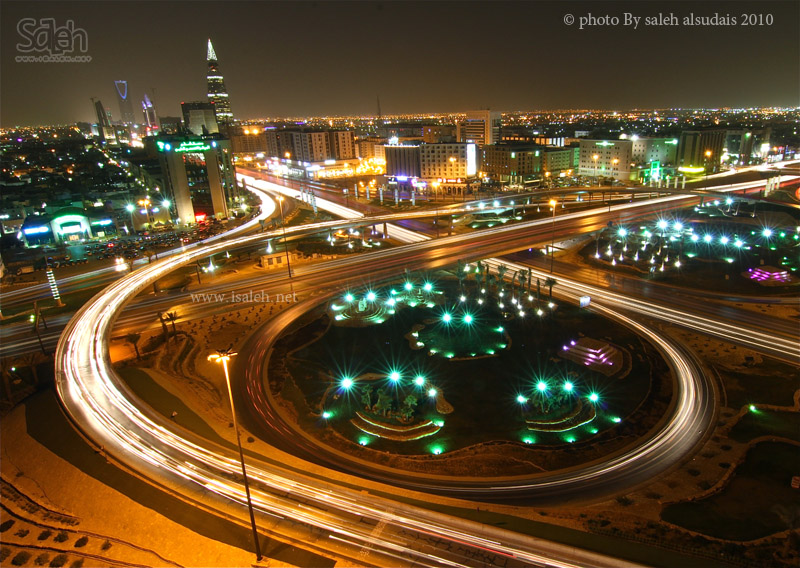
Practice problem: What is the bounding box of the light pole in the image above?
[207,349,262,562]
[125,203,135,235]
[592,154,599,187]
[276,196,293,279]
[704,150,712,182]
[549,198,557,273]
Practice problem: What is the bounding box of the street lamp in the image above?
[704,150,712,181]
[549,199,558,273]
[125,203,135,234]
[592,154,599,186]
[207,349,262,562]
[276,196,293,279]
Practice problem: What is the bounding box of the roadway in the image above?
[51,173,799,566]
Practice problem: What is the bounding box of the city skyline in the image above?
[2,0,799,127]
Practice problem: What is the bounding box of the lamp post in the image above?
[207,349,262,562]
[276,196,293,279]
[125,203,135,235]
[704,150,712,182]
[592,154,599,186]
[549,198,557,273]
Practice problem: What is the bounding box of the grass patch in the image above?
[729,409,800,443]
[662,442,800,540]
[721,363,800,408]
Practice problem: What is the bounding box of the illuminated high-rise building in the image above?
[93,99,117,144]
[114,80,136,124]
[206,39,233,125]
[141,93,158,130]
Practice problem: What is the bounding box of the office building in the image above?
[206,39,233,125]
[93,99,117,144]
[578,139,633,180]
[141,94,158,130]
[385,144,421,179]
[329,130,357,160]
[420,143,478,181]
[114,80,136,124]
[457,110,501,147]
[482,144,541,183]
[676,130,726,173]
[181,101,219,136]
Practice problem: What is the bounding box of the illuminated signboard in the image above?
[678,166,705,174]
[91,219,113,226]
[466,143,477,176]
[23,226,50,235]
[157,140,214,152]
[60,223,83,234]
[595,141,614,147]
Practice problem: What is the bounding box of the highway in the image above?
[51,172,799,566]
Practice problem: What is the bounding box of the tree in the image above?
[360,385,374,410]
[545,277,557,300]
[374,388,393,417]
[17,352,49,387]
[526,268,532,294]
[517,271,527,296]
[497,264,508,291]
[126,333,141,360]
[165,311,179,334]
[400,394,417,420]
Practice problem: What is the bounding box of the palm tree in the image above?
[545,277,557,300]
[497,264,508,291]
[527,268,532,294]
[126,333,142,360]
[17,352,49,387]
[517,271,527,296]
[165,311,179,334]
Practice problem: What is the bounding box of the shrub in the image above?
[74,536,88,548]
[15,528,29,537]
[49,554,68,567]
[54,531,69,543]
[718,462,731,468]
[11,551,32,566]
[697,480,712,490]
[38,529,53,540]
[35,552,51,566]
[0,519,15,533]
[616,495,633,506]
[69,560,83,568]
[687,468,700,476]
[101,540,112,551]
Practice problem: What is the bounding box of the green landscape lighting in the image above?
[434,420,444,427]
[749,404,757,412]
[517,394,528,404]
[762,228,773,237]
[428,388,437,397]
[322,411,332,419]
[734,239,744,248]
[366,291,377,301]
[389,371,401,382]
[618,228,628,237]
[703,234,713,243]
[780,232,786,238]
[497,326,504,332]
[431,446,443,455]
[691,234,699,242]
[414,376,425,386]
[404,282,413,291]
[674,222,683,231]
[657,220,668,230]
[563,381,574,392]
[463,314,473,324]
[386,298,396,306]
[459,295,466,302]
[612,417,622,423]
[442,313,452,323]
[341,377,354,389]
[345,293,354,302]
[359,437,369,446]
[720,236,729,245]
[590,428,599,434]
[423,282,433,292]
[536,381,548,392]
[589,393,599,402]
[522,437,534,444]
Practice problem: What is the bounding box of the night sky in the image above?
[1,0,798,126]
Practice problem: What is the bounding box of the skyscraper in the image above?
[457,110,502,147]
[142,93,158,130]
[93,99,117,144]
[181,101,219,135]
[206,39,233,125]
[114,80,136,124]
